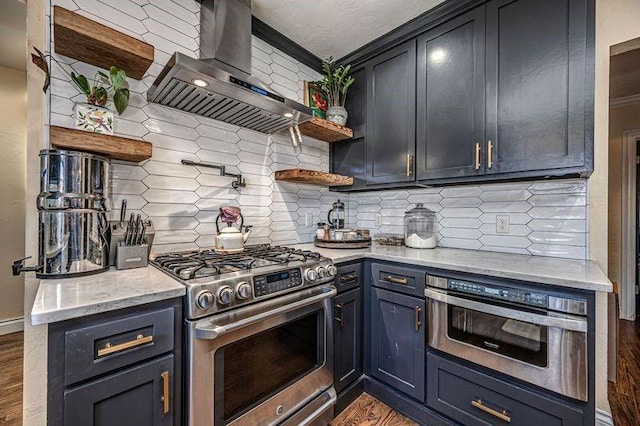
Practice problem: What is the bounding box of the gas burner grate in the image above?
[150,244,324,281]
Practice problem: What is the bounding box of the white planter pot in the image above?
[73,102,114,135]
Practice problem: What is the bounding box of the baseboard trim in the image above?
[0,317,24,335]
[596,408,614,426]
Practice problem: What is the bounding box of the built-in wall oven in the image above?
[425,274,589,401]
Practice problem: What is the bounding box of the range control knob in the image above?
[236,282,252,300]
[326,265,338,277]
[195,290,214,310]
[217,286,234,305]
[305,268,318,281]
[316,266,327,279]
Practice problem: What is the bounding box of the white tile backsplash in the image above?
[47,0,589,259]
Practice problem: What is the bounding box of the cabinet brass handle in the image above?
[414,306,422,331]
[487,140,494,169]
[340,274,357,283]
[475,143,481,170]
[97,334,153,357]
[161,371,170,414]
[406,154,413,177]
[335,304,344,326]
[471,399,511,423]
[383,276,408,285]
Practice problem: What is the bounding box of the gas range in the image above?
[150,244,336,319]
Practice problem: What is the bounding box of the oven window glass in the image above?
[215,312,322,424]
[447,305,548,367]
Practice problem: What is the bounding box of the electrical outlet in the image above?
[375,214,382,227]
[496,215,510,234]
[305,213,312,227]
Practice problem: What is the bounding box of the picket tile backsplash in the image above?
[47,0,588,260]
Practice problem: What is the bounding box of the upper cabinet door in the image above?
[416,7,486,180]
[365,40,417,185]
[485,0,588,174]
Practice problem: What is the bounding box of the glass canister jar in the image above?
[404,203,437,249]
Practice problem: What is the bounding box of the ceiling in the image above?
[0,0,26,71]
[610,46,640,99]
[252,0,446,60]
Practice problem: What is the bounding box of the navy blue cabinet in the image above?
[331,0,593,191]
[47,299,182,426]
[369,287,426,402]
[334,288,363,394]
[427,352,585,425]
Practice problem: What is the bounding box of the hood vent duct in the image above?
[147,0,311,134]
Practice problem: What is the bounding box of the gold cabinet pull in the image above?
[406,154,413,177]
[471,399,511,423]
[335,304,344,326]
[161,371,170,414]
[340,274,357,283]
[475,143,481,170]
[487,140,494,169]
[383,276,408,285]
[97,334,153,357]
[414,306,422,331]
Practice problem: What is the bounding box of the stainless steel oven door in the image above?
[426,287,588,401]
[187,285,337,426]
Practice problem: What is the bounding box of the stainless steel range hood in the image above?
[147,0,311,134]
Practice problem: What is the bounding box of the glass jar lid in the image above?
[405,203,436,216]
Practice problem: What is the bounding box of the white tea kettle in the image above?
[214,206,252,253]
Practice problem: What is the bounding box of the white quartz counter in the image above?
[293,244,612,292]
[31,266,185,325]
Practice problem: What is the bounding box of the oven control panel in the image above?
[449,279,548,307]
[253,268,303,297]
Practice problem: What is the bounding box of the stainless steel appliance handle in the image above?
[425,288,587,332]
[195,285,337,340]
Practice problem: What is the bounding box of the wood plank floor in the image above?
[609,319,640,426]
[0,332,23,426]
[331,393,417,426]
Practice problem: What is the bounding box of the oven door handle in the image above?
[195,285,337,340]
[425,288,587,332]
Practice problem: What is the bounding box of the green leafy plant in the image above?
[312,57,355,108]
[31,47,130,115]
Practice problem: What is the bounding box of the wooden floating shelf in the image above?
[275,169,353,186]
[298,118,353,143]
[53,6,154,80]
[50,126,152,163]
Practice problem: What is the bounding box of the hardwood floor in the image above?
[0,332,23,426]
[609,319,640,426]
[331,393,417,426]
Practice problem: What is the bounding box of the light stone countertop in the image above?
[31,266,185,325]
[292,244,612,292]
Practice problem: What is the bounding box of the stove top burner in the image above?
[151,244,322,280]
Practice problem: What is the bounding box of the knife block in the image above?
[115,244,149,270]
[108,219,155,266]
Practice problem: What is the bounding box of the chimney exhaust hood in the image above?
[147,0,312,134]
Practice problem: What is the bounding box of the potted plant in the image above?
[32,47,130,135]
[313,57,355,126]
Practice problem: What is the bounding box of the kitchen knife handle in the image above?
[120,199,127,224]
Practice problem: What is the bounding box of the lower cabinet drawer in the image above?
[426,353,585,426]
[64,307,175,386]
[371,262,425,297]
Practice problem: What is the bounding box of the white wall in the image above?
[0,65,26,322]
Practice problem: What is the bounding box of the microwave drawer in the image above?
[64,307,175,386]
[427,353,585,426]
[371,263,425,296]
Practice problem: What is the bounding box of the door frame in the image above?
[621,129,640,320]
